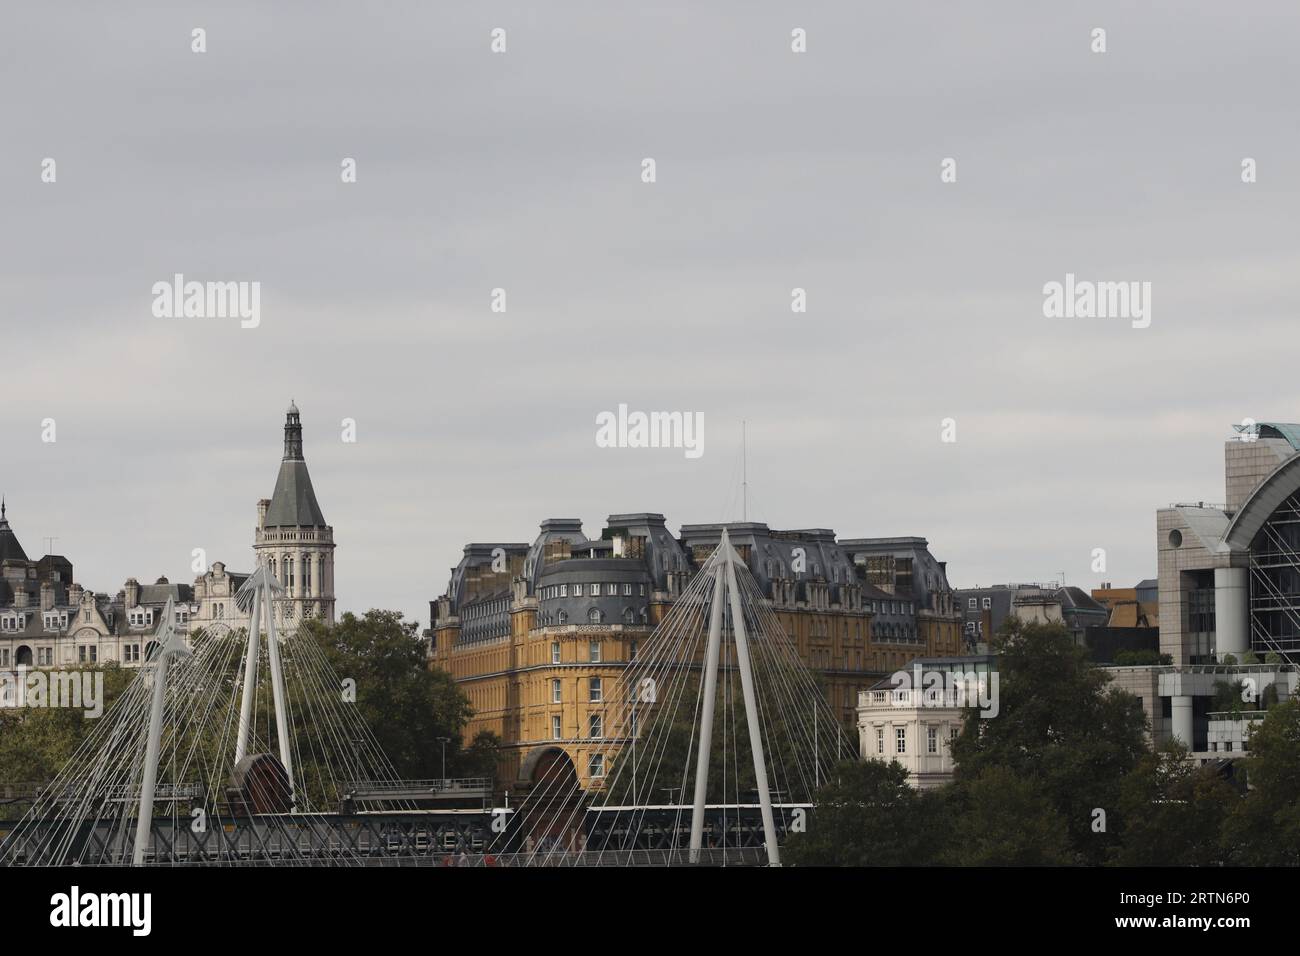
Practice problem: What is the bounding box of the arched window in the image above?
[588,608,603,624]
[557,609,568,625]
[622,607,635,625]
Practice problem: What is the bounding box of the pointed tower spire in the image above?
[283,400,303,461]
[0,497,27,564]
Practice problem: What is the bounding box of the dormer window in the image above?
[42,612,68,631]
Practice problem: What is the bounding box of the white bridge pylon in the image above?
[2,566,415,867]
[689,530,779,864]
[233,567,294,796]
[512,528,858,867]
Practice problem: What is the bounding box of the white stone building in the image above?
[857,655,996,790]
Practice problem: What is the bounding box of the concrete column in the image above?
[1172,695,1194,749]
[1214,566,1250,660]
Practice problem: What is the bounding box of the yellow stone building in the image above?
[428,516,962,792]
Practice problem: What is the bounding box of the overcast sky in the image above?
[3,1,1299,623]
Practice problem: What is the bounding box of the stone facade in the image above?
[428,515,961,790]
[857,655,996,790]
[251,402,336,627]
[0,403,335,667]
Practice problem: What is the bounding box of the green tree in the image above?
[1222,698,1300,864]
[458,729,502,780]
[944,766,1071,865]
[0,665,134,819]
[949,619,1147,864]
[302,610,473,780]
[1212,678,1251,714]
[783,759,948,866]
[1110,741,1237,866]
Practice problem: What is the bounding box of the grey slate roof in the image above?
[264,459,327,528]
[0,511,29,565]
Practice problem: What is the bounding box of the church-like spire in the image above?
[283,400,304,461]
[0,497,28,564]
[264,404,327,528]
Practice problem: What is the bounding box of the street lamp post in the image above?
[436,736,450,782]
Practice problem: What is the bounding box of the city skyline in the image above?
[0,404,1267,625]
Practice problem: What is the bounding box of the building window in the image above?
[876,727,884,755]
[589,677,602,703]
[552,679,562,703]
[551,641,561,664]
[629,640,637,660]
[37,647,53,666]
[589,583,600,597]
[557,609,568,625]
[639,584,646,597]
[589,753,605,778]
[589,713,602,738]
[981,597,991,610]
[895,727,906,754]
[560,584,567,597]
[968,598,976,609]
[606,583,617,596]
[588,608,603,624]
[78,645,97,663]
[0,649,7,667]
[125,644,140,663]
[623,583,632,596]
[1225,741,1234,752]
[551,715,562,740]
[303,555,312,590]
[589,640,601,663]
[927,726,938,754]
